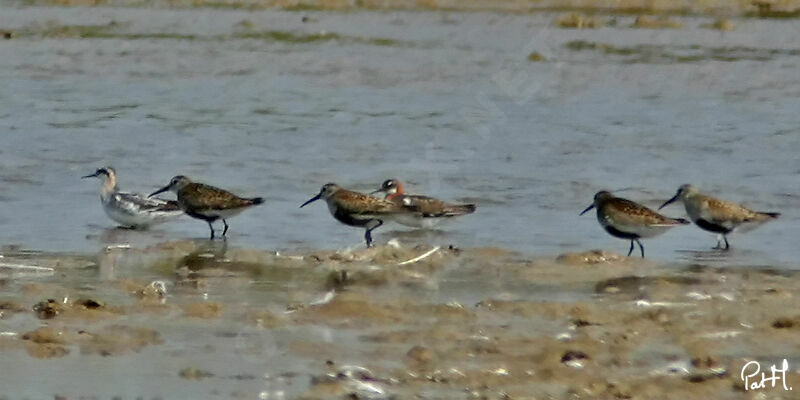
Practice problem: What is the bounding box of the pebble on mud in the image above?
[560,350,589,369]
[771,317,796,328]
[33,299,64,319]
[75,298,104,309]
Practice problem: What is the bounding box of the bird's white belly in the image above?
[390,213,442,229]
[194,207,245,220]
[103,203,155,227]
[102,197,182,228]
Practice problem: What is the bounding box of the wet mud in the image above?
[13,0,800,17]
[1,243,798,398]
[0,3,797,399]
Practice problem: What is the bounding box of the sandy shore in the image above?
[7,0,800,17]
[1,242,798,398]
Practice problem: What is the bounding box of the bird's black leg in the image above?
[723,235,729,250]
[627,240,634,257]
[364,230,373,248]
[222,219,229,237]
[207,221,215,240]
[636,239,645,258]
[364,219,384,248]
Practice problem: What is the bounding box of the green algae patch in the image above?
[234,30,404,46]
[4,21,404,47]
[564,40,800,63]
[527,52,546,62]
[554,13,605,29]
[34,22,119,39]
[235,29,342,43]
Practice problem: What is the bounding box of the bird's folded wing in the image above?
[397,195,473,217]
[115,192,181,212]
[701,197,754,225]
[337,190,405,215]
[182,184,250,210]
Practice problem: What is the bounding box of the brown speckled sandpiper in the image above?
[659,184,780,250]
[300,183,406,247]
[149,175,263,239]
[581,190,689,258]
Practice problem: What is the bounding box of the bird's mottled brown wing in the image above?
[392,194,476,217]
[606,197,681,226]
[335,189,405,215]
[179,183,252,211]
[701,195,767,224]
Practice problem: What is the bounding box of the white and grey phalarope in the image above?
[83,166,183,229]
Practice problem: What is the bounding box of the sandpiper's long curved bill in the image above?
[148,185,170,198]
[579,203,595,215]
[300,192,322,208]
[658,193,680,210]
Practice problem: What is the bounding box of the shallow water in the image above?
[0,8,797,265]
[0,6,799,399]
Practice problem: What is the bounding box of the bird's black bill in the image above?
[579,204,595,216]
[300,193,322,208]
[148,185,170,198]
[369,188,385,195]
[658,193,679,210]
[81,172,99,179]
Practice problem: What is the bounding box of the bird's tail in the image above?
[249,197,265,206]
[760,212,780,219]
[673,218,691,225]
[444,204,476,216]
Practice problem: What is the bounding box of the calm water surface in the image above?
[0,7,799,398]
[0,8,798,264]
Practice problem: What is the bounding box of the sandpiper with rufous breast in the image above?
[370,179,476,229]
[659,184,780,250]
[581,190,689,258]
[301,183,406,247]
[149,175,263,239]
